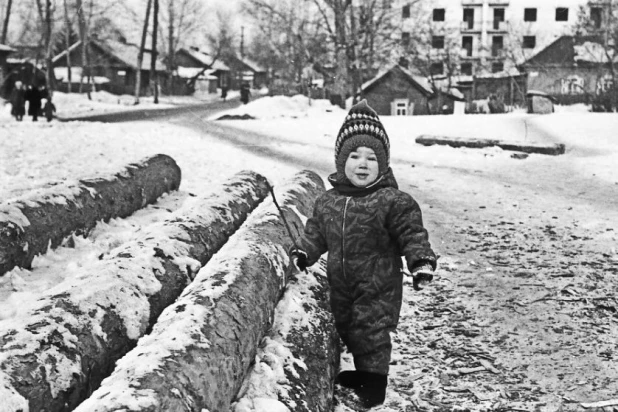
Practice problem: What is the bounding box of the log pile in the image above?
[0,154,182,276]
[415,135,566,155]
[0,170,270,412]
[233,261,340,412]
[73,170,330,412]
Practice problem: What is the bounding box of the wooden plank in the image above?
[0,171,270,412]
[415,135,566,155]
[0,154,181,276]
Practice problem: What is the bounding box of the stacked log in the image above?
[0,154,182,276]
[233,261,340,412]
[0,170,269,412]
[72,170,329,412]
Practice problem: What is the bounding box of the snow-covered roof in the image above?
[0,44,15,53]
[181,48,229,71]
[53,67,110,84]
[361,64,434,96]
[53,40,166,71]
[176,66,217,80]
[574,41,618,63]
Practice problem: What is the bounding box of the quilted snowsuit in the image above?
[298,169,436,375]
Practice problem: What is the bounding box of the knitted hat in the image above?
[334,99,390,180]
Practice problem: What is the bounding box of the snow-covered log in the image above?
[72,170,326,412]
[0,171,269,412]
[0,154,182,276]
[233,261,340,412]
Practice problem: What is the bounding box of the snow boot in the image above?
[353,372,387,409]
[336,370,365,388]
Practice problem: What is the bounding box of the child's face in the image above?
[344,146,379,187]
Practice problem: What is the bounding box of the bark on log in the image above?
[415,135,566,155]
[0,154,182,276]
[72,170,325,412]
[0,171,269,412]
[233,261,340,412]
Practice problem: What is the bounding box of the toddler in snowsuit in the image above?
[43,98,56,122]
[290,100,437,408]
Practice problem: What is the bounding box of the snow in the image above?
[1,90,618,411]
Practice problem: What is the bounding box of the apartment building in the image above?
[397,0,608,76]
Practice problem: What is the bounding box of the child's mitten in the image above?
[289,249,308,272]
[410,263,434,290]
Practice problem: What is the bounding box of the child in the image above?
[43,97,56,122]
[290,100,437,408]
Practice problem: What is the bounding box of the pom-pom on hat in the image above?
[334,99,390,180]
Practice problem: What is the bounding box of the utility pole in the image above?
[135,0,152,104]
[150,0,159,103]
[1,0,12,44]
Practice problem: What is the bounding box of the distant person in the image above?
[43,97,56,122]
[9,81,26,121]
[240,83,251,104]
[221,86,228,101]
[26,85,43,122]
[288,100,437,408]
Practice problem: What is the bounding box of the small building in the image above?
[52,40,167,96]
[518,35,617,106]
[223,55,268,90]
[359,64,437,116]
[0,44,15,97]
[526,90,556,114]
[175,47,230,92]
[2,44,47,96]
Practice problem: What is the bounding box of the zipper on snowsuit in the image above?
[341,197,351,279]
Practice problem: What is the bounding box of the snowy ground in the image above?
[1,91,618,411]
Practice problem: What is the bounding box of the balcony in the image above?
[461,0,483,5]
[461,20,483,32]
[460,47,481,60]
[487,20,509,32]
[488,0,510,4]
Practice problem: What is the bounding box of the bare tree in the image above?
[135,0,152,104]
[62,0,72,92]
[574,0,617,111]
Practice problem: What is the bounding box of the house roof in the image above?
[0,44,15,53]
[522,35,617,67]
[178,48,230,71]
[361,64,434,96]
[53,40,166,71]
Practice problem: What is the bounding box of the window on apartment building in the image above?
[556,7,569,21]
[591,7,603,28]
[462,36,473,57]
[463,8,475,29]
[492,36,504,57]
[402,32,410,47]
[460,62,473,76]
[523,35,536,49]
[492,62,504,73]
[402,4,410,19]
[493,8,505,29]
[432,35,445,49]
[433,8,445,21]
[524,8,537,22]
[430,62,444,75]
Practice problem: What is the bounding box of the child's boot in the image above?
[354,372,387,409]
[336,370,364,388]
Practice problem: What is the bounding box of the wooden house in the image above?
[360,64,464,115]
[52,40,167,96]
[0,44,15,97]
[518,35,617,105]
[223,55,267,90]
[175,47,230,93]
